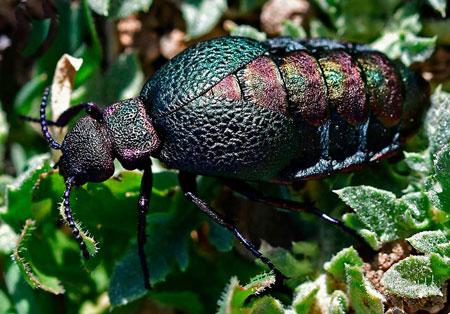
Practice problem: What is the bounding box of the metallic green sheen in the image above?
[141,36,267,117]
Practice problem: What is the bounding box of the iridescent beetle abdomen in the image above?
[145,37,429,182]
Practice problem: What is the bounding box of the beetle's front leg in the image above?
[137,161,153,290]
[178,172,287,286]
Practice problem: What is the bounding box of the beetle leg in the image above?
[178,172,287,285]
[137,161,153,290]
[224,180,363,241]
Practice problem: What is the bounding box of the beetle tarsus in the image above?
[178,172,286,287]
[137,162,153,290]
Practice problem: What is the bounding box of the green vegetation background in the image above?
[0,0,449,313]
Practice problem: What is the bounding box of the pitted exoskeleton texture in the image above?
[60,116,114,184]
[154,95,299,181]
[104,98,159,170]
[141,36,267,117]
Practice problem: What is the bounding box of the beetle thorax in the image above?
[103,97,160,170]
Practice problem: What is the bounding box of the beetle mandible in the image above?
[29,36,430,289]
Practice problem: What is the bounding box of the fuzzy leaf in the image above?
[428,145,450,214]
[57,202,98,258]
[181,0,227,39]
[337,187,429,248]
[0,222,17,254]
[372,32,436,66]
[381,254,450,298]
[229,24,267,41]
[324,247,363,282]
[403,152,431,174]
[407,230,450,257]
[292,281,319,314]
[345,265,385,314]
[217,273,276,313]
[328,290,349,314]
[371,6,436,65]
[426,0,447,17]
[12,220,64,294]
[1,155,52,227]
[425,85,450,156]
[281,20,307,39]
[248,296,285,314]
[259,241,314,287]
[87,0,153,18]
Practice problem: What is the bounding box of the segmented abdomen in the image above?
[205,38,429,180]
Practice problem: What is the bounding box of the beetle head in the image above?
[59,116,115,185]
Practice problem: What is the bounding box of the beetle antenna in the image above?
[64,177,90,259]
[40,87,62,150]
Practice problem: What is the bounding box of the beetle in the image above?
[27,36,429,289]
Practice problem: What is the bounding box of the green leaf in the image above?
[12,219,65,294]
[345,265,385,314]
[151,291,204,314]
[403,152,431,174]
[280,20,307,39]
[381,254,450,298]
[396,192,430,231]
[87,0,153,18]
[14,74,47,116]
[324,247,363,282]
[0,222,18,254]
[229,24,267,41]
[259,241,314,287]
[425,87,450,157]
[372,32,436,66]
[145,191,198,284]
[0,288,14,314]
[328,290,349,314]
[428,145,450,213]
[208,221,234,252]
[371,5,436,65]
[85,52,144,105]
[181,0,227,39]
[336,187,429,248]
[4,261,54,314]
[311,0,400,42]
[248,296,285,314]
[292,281,319,314]
[426,0,447,17]
[1,155,52,227]
[217,273,276,313]
[291,241,320,258]
[108,246,147,307]
[239,0,266,13]
[57,202,99,258]
[21,18,51,57]
[407,230,450,257]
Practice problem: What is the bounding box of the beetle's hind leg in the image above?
[224,180,365,243]
[178,172,288,287]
